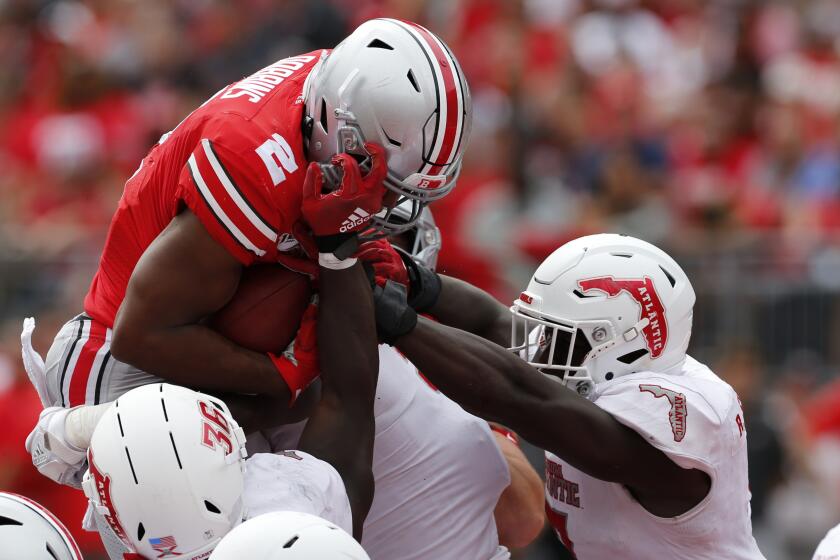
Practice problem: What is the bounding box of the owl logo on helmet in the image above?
[304,18,472,236]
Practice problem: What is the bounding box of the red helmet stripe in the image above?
[396,20,463,176]
[1,492,83,559]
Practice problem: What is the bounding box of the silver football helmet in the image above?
[304,18,471,235]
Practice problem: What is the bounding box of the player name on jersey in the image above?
[221,55,317,103]
[545,459,580,508]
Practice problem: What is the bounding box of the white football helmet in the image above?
[0,492,82,560]
[209,511,370,560]
[81,383,247,559]
[511,234,695,398]
[390,202,441,269]
[304,18,471,234]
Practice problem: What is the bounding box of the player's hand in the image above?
[373,280,418,345]
[301,142,388,258]
[268,303,319,405]
[356,239,409,287]
[26,407,88,489]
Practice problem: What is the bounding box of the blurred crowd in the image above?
[1,0,839,558]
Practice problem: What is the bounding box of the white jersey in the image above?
[263,346,511,560]
[243,451,352,535]
[544,356,764,559]
[814,524,840,560]
[363,347,510,560]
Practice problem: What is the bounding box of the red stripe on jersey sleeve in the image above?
[178,139,280,265]
[178,169,257,265]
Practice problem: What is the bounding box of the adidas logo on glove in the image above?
[339,208,372,232]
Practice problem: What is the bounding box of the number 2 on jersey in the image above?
[256,133,298,186]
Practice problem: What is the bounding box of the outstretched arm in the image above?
[426,275,511,346]
[393,247,511,346]
[396,317,709,517]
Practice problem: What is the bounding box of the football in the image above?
[209,265,312,353]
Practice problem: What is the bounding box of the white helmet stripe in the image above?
[389,19,463,176]
[3,492,83,559]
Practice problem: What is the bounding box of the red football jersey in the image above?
[84,51,324,327]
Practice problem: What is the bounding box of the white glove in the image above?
[26,407,88,488]
[25,404,111,488]
[21,317,50,407]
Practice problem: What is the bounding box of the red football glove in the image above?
[356,239,409,287]
[268,303,319,405]
[301,142,388,239]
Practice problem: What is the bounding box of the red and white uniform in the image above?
[43,52,323,408]
[814,524,840,560]
[264,346,512,560]
[544,356,765,559]
[92,450,352,560]
[86,346,509,560]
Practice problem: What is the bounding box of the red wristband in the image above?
[490,424,520,446]
[268,352,319,406]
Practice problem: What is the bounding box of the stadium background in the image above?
[0,0,839,558]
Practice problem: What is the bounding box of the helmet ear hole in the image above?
[659,265,676,287]
[137,522,145,541]
[319,98,328,133]
[407,69,420,92]
[617,349,649,364]
[204,500,222,514]
[367,38,394,50]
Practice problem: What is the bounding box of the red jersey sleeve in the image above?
[178,122,283,266]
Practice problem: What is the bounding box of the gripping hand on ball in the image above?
[268,303,319,405]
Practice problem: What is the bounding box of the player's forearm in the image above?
[427,275,511,346]
[397,317,634,476]
[317,264,378,402]
[396,317,542,425]
[300,396,376,539]
[111,323,290,398]
[492,431,545,549]
[302,262,379,539]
